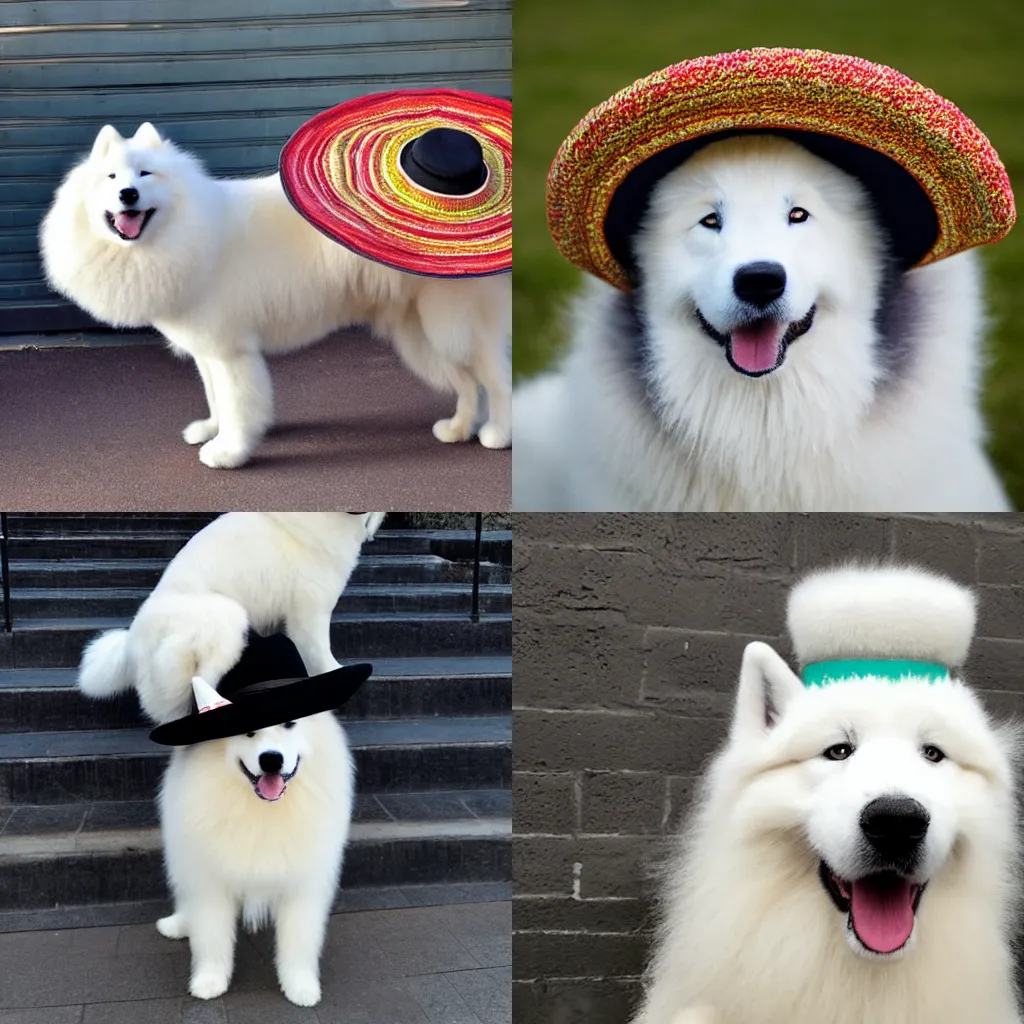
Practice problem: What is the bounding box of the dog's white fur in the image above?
[157,710,354,1005]
[513,136,1008,511]
[40,123,511,468]
[635,565,1021,1024]
[77,512,384,723]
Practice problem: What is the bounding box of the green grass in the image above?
[513,0,1024,506]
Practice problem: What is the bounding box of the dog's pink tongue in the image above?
[257,773,285,801]
[850,878,915,953]
[729,322,785,373]
[113,212,143,239]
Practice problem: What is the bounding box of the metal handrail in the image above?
[1,512,10,632]
[471,512,482,623]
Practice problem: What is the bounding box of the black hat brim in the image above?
[604,127,940,285]
[149,663,373,746]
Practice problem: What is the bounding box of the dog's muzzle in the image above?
[238,755,300,802]
[696,304,816,377]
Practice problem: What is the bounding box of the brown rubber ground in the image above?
[0,330,510,511]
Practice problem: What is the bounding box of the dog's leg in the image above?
[472,339,511,449]
[274,890,330,1006]
[432,363,481,443]
[182,356,220,445]
[198,350,274,469]
[285,605,340,675]
[184,891,238,999]
[156,911,188,939]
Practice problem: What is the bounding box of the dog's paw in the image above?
[190,968,230,1000]
[182,418,219,445]
[280,971,321,1007]
[478,421,511,449]
[156,913,187,939]
[198,438,251,469]
[432,416,473,443]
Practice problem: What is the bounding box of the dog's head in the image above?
[81,123,178,245]
[716,566,1016,961]
[635,134,884,378]
[222,719,311,802]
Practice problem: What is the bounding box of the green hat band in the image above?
[802,659,950,687]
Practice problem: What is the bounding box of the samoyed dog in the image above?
[77,511,385,722]
[514,135,1009,510]
[157,708,353,1006]
[40,123,511,468]
[634,565,1021,1024]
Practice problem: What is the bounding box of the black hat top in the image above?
[400,127,488,196]
[149,631,372,747]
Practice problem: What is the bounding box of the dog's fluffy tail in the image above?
[78,629,134,698]
[787,563,976,668]
[136,594,250,724]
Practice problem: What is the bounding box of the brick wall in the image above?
[512,513,1024,1024]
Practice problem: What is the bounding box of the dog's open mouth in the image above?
[819,861,926,955]
[696,305,816,377]
[104,208,155,241]
[238,757,300,802]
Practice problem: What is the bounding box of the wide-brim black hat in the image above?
[149,631,371,746]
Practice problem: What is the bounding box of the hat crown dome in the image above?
[402,127,487,196]
[218,631,309,700]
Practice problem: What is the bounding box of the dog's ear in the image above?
[730,641,804,741]
[90,125,122,160]
[132,122,163,149]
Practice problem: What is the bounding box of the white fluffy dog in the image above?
[514,135,1008,510]
[635,565,1021,1024]
[40,123,511,468]
[157,705,354,1006]
[77,511,384,722]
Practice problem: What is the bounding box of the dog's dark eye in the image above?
[284,721,296,730]
[107,173,115,179]
[788,207,809,224]
[139,170,151,177]
[922,744,946,763]
[823,742,854,761]
[699,212,721,230]
[246,732,255,739]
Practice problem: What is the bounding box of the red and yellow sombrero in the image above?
[281,88,511,278]
[547,48,1016,291]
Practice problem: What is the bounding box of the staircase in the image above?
[0,513,512,932]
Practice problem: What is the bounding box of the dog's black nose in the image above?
[733,261,787,307]
[119,186,140,207]
[860,796,930,862]
[259,750,284,774]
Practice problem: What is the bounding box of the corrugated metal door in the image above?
[0,0,512,334]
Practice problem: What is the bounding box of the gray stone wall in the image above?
[512,513,1024,1023]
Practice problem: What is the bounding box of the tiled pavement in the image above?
[0,900,511,1024]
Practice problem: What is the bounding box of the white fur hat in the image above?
[787,564,976,669]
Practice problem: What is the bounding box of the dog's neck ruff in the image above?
[802,659,950,687]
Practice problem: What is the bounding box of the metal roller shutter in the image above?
[0,0,512,334]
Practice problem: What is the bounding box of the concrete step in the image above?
[0,878,512,934]
[2,514,218,537]
[0,655,511,732]
[10,583,511,620]
[0,716,512,804]
[6,554,511,589]
[5,611,512,668]
[4,529,512,563]
[0,788,511,912]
